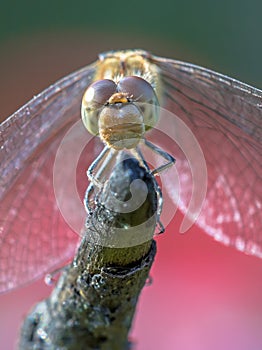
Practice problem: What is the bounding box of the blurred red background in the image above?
[1,33,262,350]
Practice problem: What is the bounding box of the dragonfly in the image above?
[0,49,261,294]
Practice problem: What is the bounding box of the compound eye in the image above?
[82,79,117,135]
[118,76,156,102]
[82,79,117,108]
[118,76,159,130]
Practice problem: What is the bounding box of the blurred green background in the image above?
[0,0,261,118]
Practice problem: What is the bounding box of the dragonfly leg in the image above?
[132,147,165,234]
[87,146,111,188]
[84,183,95,214]
[143,139,176,176]
[86,146,118,212]
[154,181,165,235]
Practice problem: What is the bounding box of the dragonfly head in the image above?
[81,76,159,149]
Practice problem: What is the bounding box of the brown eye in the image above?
[82,79,117,109]
[81,79,117,135]
[118,76,159,130]
[117,76,156,102]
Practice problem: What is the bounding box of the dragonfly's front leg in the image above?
[87,145,110,188]
[84,183,95,214]
[143,139,176,176]
[85,146,118,213]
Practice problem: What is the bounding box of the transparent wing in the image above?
[0,62,97,293]
[152,55,262,257]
